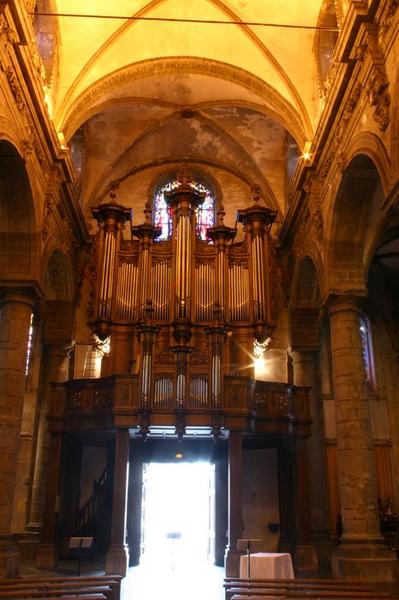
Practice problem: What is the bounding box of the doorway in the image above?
[139,461,215,569]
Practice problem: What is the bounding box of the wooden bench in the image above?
[228,590,389,600]
[0,575,122,600]
[0,589,110,599]
[224,578,390,600]
[225,577,372,586]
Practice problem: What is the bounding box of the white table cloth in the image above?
[239,552,294,579]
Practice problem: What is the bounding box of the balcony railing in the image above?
[50,374,311,437]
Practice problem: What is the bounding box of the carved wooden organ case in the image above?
[90,176,277,413]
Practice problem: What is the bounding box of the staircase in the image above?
[74,465,112,554]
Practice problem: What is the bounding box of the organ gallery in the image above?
[0,0,399,587]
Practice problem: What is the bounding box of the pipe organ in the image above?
[90,171,277,415]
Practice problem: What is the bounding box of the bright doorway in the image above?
[140,461,215,570]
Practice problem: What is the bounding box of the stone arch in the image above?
[390,64,399,179]
[0,140,39,280]
[326,154,385,293]
[41,249,75,344]
[60,57,308,147]
[344,132,391,196]
[290,255,322,350]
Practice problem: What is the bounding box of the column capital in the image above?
[290,347,319,358]
[0,281,42,311]
[324,292,366,316]
[43,341,74,356]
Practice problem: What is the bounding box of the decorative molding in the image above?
[0,60,47,167]
[62,57,307,145]
[318,82,362,182]
[363,25,391,132]
[368,69,391,132]
[320,58,339,102]
[312,201,324,242]
[380,0,399,34]
[0,14,16,45]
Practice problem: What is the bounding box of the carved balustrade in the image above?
[49,375,311,438]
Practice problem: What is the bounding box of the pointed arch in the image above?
[0,140,40,281]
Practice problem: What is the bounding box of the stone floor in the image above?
[122,562,225,600]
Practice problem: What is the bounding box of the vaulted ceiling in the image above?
[38,1,338,226]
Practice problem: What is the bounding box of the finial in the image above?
[213,302,223,322]
[144,199,152,224]
[177,163,194,187]
[108,180,120,202]
[143,299,154,322]
[251,184,262,204]
[217,204,225,225]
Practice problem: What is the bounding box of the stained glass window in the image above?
[25,313,34,376]
[359,315,376,391]
[194,184,214,241]
[154,178,215,241]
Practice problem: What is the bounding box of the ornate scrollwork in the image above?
[368,70,391,131]
[380,0,399,34]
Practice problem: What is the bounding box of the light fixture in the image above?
[253,338,271,378]
[300,141,312,162]
[57,131,68,149]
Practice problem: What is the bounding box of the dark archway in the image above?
[0,141,38,280]
[328,154,384,292]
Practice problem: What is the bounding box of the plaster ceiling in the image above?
[54,0,327,131]
[45,1,338,221]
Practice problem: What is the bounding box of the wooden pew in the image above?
[224,578,390,600]
[0,589,110,599]
[224,581,377,594]
[225,578,371,586]
[228,590,389,600]
[0,575,121,600]
[0,575,122,600]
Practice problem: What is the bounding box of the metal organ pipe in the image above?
[237,202,276,335]
[151,259,170,321]
[91,202,131,334]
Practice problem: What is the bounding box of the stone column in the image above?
[225,430,243,576]
[277,444,296,556]
[0,287,38,578]
[106,429,130,576]
[328,296,397,582]
[35,431,62,568]
[28,343,71,534]
[291,349,328,573]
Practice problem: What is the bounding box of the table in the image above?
[239,552,294,579]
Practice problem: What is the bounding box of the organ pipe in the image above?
[238,198,276,340]
[207,206,236,318]
[206,315,228,408]
[116,260,138,320]
[91,175,277,422]
[132,205,161,319]
[165,177,204,324]
[91,200,131,338]
[137,301,159,406]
